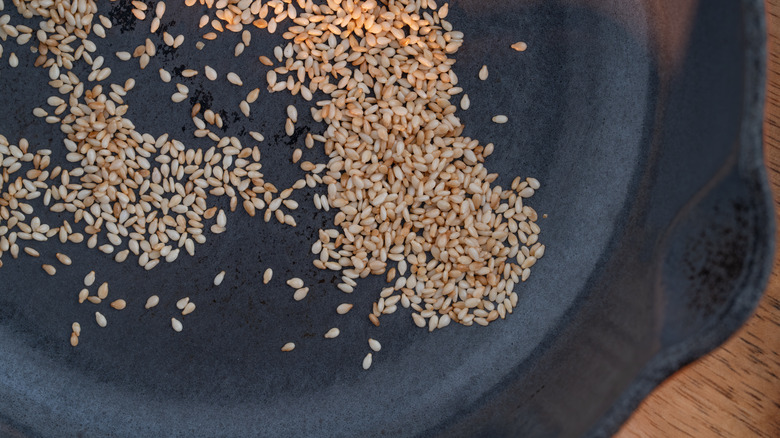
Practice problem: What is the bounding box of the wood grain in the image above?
[615,1,780,436]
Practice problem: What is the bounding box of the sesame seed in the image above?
[84,271,95,287]
[182,302,196,315]
[362,353,373,370]
[511,41,528,52]
[110,299,126,310]
[286,278,304,289]
[263,268,273,284]
[460,94,470,110]
[176,297,189,310]
[368,338,381,352]
[479,65,489,80]
[72,322,81,336]
[55,252,71,265]
[204,65,217,80]
[97,282,109,299]
[293,287,309,301]
[227,72,243,86]
[95,312,107,328]
[324,328,340,338]
[336,303,353,314]
[214,270,225,286]
[171,318,183,332]
[286,105,298,123]
[145,295,160,309]
[281,342,295,352]
[492,115,508,124]
[42,264,56,275]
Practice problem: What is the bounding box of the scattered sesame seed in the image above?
[214,270,226,286]
[479,64,489,80]
[362,353,373,370]
[324,328,340,338]
[511,41,528,52]
[95,312,107,328]
[145,295,160,309]
[281,342,295,352]
[171,318,183,332]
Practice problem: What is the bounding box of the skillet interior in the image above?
[0,0,772,436]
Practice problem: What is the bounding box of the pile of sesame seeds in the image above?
[0,0,541,370]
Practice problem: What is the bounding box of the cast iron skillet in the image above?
[0,0,773,436]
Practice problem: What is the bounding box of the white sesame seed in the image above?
[324,328,340,338]
[182,302,196,315]
[95,312,107,328]
[336,303,353,314]
[492,115,508,124]
[227,72,243,86]
[84,271,95,287]
[286,105,298,123]
[171,318,183,332]
[293,287,309,301]
[145,295,159,309]
[176,297,189,310]
[214,270,226,286]
[368,338,381,352]
[479,65,489,80]
[286,277,304,288]
[263,268,273,284]
[204,65,217,80]
[362,353,373,370]
[281,342,295,352]
[460,94,470,110]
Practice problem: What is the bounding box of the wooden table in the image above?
[615,2,780,436]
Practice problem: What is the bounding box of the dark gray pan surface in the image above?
[0,0,773,436]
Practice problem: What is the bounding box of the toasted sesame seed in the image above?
[70,333,79,346]
[171,318,183,332]
[214,270,226,286]
[362,353,373,370]
[479,65,489,80]
[42,264,56,275]
[368,338,381,352]
[55,252,71,265]
[145,295,160,309]
[110,299,126,310]
[511,41,528,52]
[281,342,295,352]
[182,302,196,315]
[263,268,273,284]
[95,312,107,328]
[24,247,39,257]
[97,282,109,299]
[72,322,81,336]
[78,288,89,304]
[324,328,340,338]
